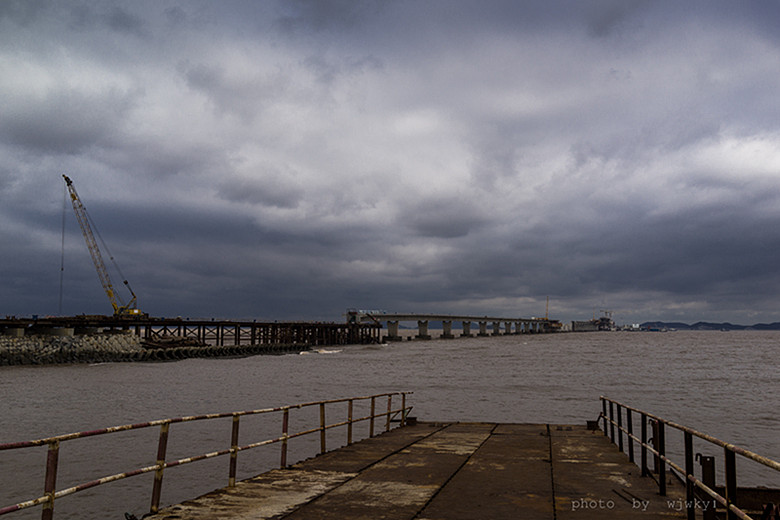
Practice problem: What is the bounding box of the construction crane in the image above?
[62,174,143,317]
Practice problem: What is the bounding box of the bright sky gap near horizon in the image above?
[2,1,780,325]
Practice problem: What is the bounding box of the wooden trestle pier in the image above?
[0,316,381,346]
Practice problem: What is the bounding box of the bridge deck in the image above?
[147,422,685,520]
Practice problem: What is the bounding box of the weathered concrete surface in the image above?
[416,424,554,520]
[552,425,686,519]
[148,423,445,520]
[146,423,686,520]
[282,423,494,520]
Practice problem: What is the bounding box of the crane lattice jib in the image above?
[62,175,124,314]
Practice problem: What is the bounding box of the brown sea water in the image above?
[1,331,778,519]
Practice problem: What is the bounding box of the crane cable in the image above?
[84,208,135,298]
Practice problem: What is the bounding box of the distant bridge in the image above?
[348,311,560,341]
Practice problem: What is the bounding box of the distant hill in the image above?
[640,321,780,331]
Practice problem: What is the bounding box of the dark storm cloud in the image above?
[2,0,780,324]
[400,197,489,239]
[181,62,289,123]
[0,0,47,25]
[217,173,303,209]
[103,5,145,35]
[583,0,651,38]
[275,0,387,33]
[2,87,138,155]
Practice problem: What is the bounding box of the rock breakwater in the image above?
[0,333,306,366]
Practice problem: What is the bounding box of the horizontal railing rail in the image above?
[0,391,413,519]
[599,396,779,520]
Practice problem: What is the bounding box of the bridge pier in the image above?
[461,321,473,337]
[384,321,403,342]
[491,321,501,336]
[478,321,489,337]
[441,321,455,339]
[504,322,512,335]
[417,320,432,340]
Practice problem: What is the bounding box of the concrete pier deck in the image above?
[147,422,686,519]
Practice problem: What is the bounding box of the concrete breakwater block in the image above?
[0,335,308,365]
[130,343,307,362]
[49,327,75,337]
[0,334,143,366]
[141,336,208,349]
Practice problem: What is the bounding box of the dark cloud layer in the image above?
[2,1,780,325]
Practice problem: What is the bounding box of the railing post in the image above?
[150,422,170,514]
[401,393,407,427]
[347,399,354,445]
[617,403,624,453]
[229,415,240,487]
[725,447,737,520]
[658,421,666,496]
[385,394,392,432]
[609,401,615,443]
[280,408,289,468]
[319,403,326,454]
[651,419,659,474]
[41,440,60,520]
[697,454,716,520]
[684,432,694,520]
[627,409,634,463]
[641,413,648,476]
[602,398,608,436]
[370,396,376,438]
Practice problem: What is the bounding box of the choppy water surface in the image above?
[1,331,778,519]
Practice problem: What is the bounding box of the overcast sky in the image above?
[2,1,780,325]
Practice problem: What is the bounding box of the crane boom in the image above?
[62,174,141,316]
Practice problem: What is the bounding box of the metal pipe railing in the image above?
[599,396,779,520]
[0,391,413,519]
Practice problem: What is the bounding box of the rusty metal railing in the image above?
[0,391,413,519]
[599,396,780,520]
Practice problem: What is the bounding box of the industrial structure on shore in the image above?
[571,310,617,332]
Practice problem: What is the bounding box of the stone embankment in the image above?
[0,333,306,366]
